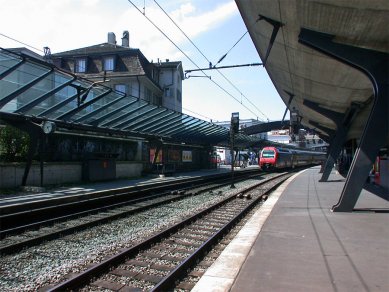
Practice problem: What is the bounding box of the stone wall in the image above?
[0,161,143,189]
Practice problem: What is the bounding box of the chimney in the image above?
[107,32,116,44]
[122,30,129,47]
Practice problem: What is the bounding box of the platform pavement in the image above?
[192,166,389,292]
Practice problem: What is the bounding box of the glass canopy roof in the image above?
[0,48,264,148]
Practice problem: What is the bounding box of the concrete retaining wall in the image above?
[0,161,143,189]
[116,161,143,179]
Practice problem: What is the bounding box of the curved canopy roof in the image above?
[0,48,263,148]
[236,0,388,143]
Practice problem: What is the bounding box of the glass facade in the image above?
[0,49,264,148]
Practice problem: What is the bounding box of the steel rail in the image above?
[151,173,289,291]
[1,170,257,237]
[47,172,291,291]
[1,171,260,254]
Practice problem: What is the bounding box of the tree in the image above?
[0,125,30,162]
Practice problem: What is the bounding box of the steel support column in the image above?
[320,132,344,177]
[22,134,39,186]
[304,100,344,177]
[299,28,388,212]
[308,120,335,143]
[303,100,361,180]
[258,14,284,66]
[281,90,294,124]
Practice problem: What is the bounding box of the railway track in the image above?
[44,172,292,291]
[0,170,261,254]
[0,169,258,239]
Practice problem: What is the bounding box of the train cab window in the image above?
[262,150,275,158]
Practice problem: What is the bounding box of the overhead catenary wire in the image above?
[1,18,216,123]
[153,0,267,120]
[212,30,248,68]
[2,4,267,122]
[0,41,216,123]
[213,14,262,68]
[130,0,266,121]
[128,1,240,121]
[152,0,269,121]
[0,32,44,53]
[1,5,264,123]
[127,1,207,76]
[152,0,209,64]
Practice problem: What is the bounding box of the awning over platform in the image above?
[235,0,388,211]
[0,48,264,149]
[235,0,388,143]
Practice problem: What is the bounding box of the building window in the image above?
[104,56,115,71]
[75,58,87,73]
[115,84,127,94]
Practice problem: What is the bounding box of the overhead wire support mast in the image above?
[185,63,263,78]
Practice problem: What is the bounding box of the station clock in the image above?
[42,121,56,134]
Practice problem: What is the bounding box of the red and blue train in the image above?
[259,146,326,170]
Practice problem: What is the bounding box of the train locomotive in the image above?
[259,146,326,170]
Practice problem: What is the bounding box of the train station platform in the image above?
[0,165,237,207]
[192,166,389,292]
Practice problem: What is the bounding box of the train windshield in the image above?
[261,150,275,158]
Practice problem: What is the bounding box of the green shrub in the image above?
[0,125,30,162]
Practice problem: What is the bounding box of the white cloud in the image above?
[0,0,237,60]
[80,0,101,7]
[172,1,237,38]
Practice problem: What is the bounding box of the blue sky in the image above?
[0,0,285,123]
